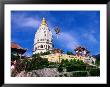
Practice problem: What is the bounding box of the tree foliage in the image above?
[11,52,20,61]
[32,51,51,57]
[23,56,49,71]
[66,51,73,55]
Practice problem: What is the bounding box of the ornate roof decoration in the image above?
[41,17,48,26]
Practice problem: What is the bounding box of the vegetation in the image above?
[11,52,20,61]
[58,65,63,72]
[59,59,86,72]
[48,62,58,68]
[32,51,51,57]
[23,56,49,71]
[72,71,88,77]
[11,53,100,77]
[57,59,100,76]
[11,60,26,77]
[89,68,100,76]
[66,51,73,55]
[95,54,100,66]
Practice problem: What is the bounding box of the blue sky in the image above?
[11,11,100,56]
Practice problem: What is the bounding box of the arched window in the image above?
[41,45,43,48]
[45,34,46,36]
[46,45,47,49]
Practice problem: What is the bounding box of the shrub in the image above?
[66,66,74,72]
[48,62,58,68]
[33,51,51,56]
[95,60,100,66]
[64,73,67,77]
[11,53,20,61]
[23,59,33,71]
[72,72,88,77]
[59,75,63,77]
[32,53,40,58]
[66,51,73,55]
[58,65,63,72]
[89,68,100,76]
[22,57,49,72]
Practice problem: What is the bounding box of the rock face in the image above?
[16,68,59,77]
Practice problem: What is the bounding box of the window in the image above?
[48,45,50,49]
[40,39,44,41]
[41,45,43,48]
[35,47,37,51]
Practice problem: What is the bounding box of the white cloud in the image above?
[83,32,98,43]
[12,14,40,28]
[54,32,79,50]
[21,17,40,28]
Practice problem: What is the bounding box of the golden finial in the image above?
[41,17,47,26]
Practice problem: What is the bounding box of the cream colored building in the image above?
[41,53,95,64]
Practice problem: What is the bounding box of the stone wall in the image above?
[16,68,59,77]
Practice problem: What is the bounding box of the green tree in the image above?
[32,53,40,58]
[23,55,49,71]
[11,52,20,61]
[58,64,63,72]
[66,51,73,55]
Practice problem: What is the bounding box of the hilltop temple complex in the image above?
[32,17,96,64]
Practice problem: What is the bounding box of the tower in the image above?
[33,17,53,54]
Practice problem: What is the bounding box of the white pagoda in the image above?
[33,17,53,54]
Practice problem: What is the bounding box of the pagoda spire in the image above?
[41,17,48,26]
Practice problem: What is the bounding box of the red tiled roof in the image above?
[11,42,23,49]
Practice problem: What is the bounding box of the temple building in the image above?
[33,17,53,54]
[11,42,27,59]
